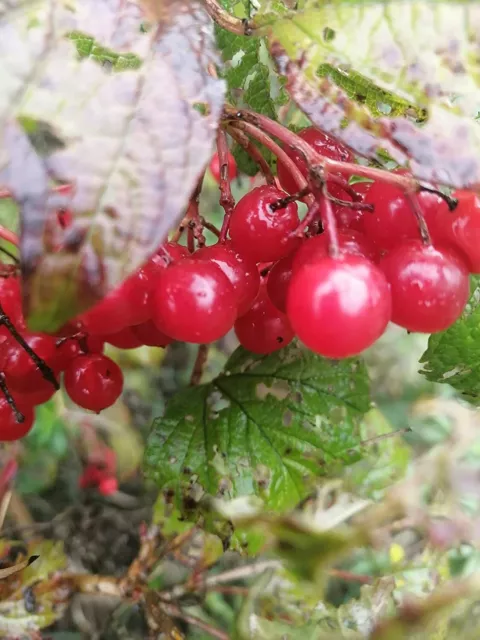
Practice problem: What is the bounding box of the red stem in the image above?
[223,107,420,194]
[0,226,19,248]
[226,126,275,185]
[227,120,315,207]
[319,188,340,258]
[217,129,236,242]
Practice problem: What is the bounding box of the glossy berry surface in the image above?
[210,151,238,183]
[293,230,378,273]
[0,397,35,442]
[426,190,480,273]
[4,334,57,391]
[105,327,144,349]
[234,286,294,354]
[194,241,260,316]
[266,253,295,313]
[277,127,354,194]
[0,276,24,329]
[153,259,237,343]
[229,185,300,262]
[362,182,449,253]
[132,320,172,347]
[64,354,124,412]
[380,241,469,333]
[287,254,391,358]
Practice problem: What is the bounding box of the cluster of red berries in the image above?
[1,125,478,442]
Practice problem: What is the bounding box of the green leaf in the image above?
[0,0,225,331]
[420,280,480,400]
[145,342,370,517]
[266,1,480,190]
[0,540,68,635]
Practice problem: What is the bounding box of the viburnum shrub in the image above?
[4,1,480,636]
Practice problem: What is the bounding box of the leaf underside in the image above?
[266,1,480,191]
[0,0,225,331]
[144,343,370,517]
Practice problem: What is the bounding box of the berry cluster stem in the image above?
[217,130,236,242]
[226,126,275,184]
[227,119,314,206]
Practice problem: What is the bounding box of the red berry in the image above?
[266,253,295,313]
[105,326,143,349]
[152,259,236,343]
[0,397,35,442]
[54,334,104,370]
[64,354,124,412]
[229,185,300,262]
[287,254,391,358]
[193,241,260,316]
[234,286,294,354]
[157,241,190,265]
[0,276,24,329]
[293,230,378,272]
[81,266,153,335]
[379,241,469,333]
[98,476,118,496]
[4,334,57,392]
[132,320,172,347]
[210,151,238,183]
[277,127,354,194]
[362,182,449,253]
[19,383,57,407]
[57,208,73,229]
[426,190,480,273]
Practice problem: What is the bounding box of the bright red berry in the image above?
[105,326,144,349]
[54,334,105,371]
[64,354,124,412]
[0,276,24,329]
[0,397,35,442]
[362,182,449,253]
[131,320,172,347]
[277,127,354,194]
[293,230,378,273]
[152,259,236,343]
[379,241,469,333]
[210,151,238,183]
[4,334,57,392]
[234,286,294,354]
[287,254,391,358]
[194,242,260,316]
[81,266,153,335]
[426,190,480,273]
[98,476,118,496]
[229,185,300,263]
[18,383,57,407]
[266,253,295,313]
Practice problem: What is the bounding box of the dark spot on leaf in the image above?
[183,467,192,475]
[284,448,293,455]
[283,410,293,427]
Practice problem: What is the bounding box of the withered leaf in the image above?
[0,0,225,331]
[267,2,480,191]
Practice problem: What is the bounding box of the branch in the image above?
[202,0,255,36]
[163,603,230,640]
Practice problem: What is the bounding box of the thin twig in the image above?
[217,129,236,242]
[0,303,59,391]
[190,344,209,386]
[0,245,19,263]
[0,373,23,423]
[202,0,255,36]
[328,568,373,585]
[0,490,12,531]
[404,191,431,244]
[226,126,275,185]
[200,217,221,238]
[419,186,458,211]
[163,603,230,640]
[269,187,310,212]
[160,560,281,602]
